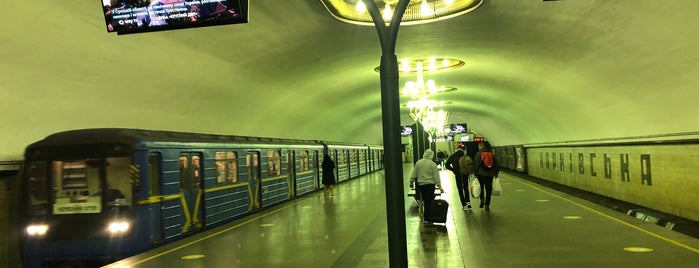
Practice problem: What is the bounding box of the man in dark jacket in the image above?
[474,141,499,211]
[445,146,471,210]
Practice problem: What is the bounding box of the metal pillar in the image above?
[362,0,411,267]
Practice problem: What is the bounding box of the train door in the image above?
[288,151,296,197]
[246,152,261,211]
[147,153,164,243]
[178,153,203,233]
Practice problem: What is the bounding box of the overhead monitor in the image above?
[400,125,414,136]
[102,0,248,35]
[450,123,467,134]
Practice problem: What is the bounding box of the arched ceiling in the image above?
[2,0,699,160]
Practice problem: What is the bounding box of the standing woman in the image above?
[322,154,336,196]
[474,141,499,211]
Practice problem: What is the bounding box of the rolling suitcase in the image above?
[429,199,449,223]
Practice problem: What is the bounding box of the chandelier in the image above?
[320,0,484,26]
[398,58,456,132]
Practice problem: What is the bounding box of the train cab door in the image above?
[247,152,261,211]
[179,153,204,233]
[288,151,296,198]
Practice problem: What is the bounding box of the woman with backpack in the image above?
[474,141,499,211]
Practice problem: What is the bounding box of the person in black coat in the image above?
[445,146,471,210]
[322,154,336,196]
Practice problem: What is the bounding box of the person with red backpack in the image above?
[474,141,499,211]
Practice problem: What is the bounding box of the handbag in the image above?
[470,175,481,198]
[492,177,502,196]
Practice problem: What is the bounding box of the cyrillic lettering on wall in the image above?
[620,154,630,182]
[559,153,564,171]
[578,153,584,174]
[540,152,544,168]
[604,153,612,179]
[641,154,652,186]
[590,153,597,177]
[569,153,573,173]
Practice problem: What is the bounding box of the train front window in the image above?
[27,162,49,215]
[52,160,103,214]
[105,157,133,208]
[49,157,133,215]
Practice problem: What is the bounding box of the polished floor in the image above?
[104,164,699,268]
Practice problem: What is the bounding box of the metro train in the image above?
[19,128,383,267]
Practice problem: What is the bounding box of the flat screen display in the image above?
[450,123,467,134]
[102,0,248,34]
[401,125,413,136]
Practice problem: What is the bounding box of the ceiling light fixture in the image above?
[321,0,483,26]
[375,57,465,73]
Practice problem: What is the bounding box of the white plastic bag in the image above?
[470,176,481,198]
[492,177,502,196]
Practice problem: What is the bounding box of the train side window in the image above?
[267,150,281,176]
[148,154,161,196]
[339,150,346,164]
[228,152,238,183]
[179,155,189,188]
[300,151,309,172]
[215,151,238,184]
[192,156,201,181]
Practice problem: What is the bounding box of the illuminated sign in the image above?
[53,202,102,214]
[102,0,248,34]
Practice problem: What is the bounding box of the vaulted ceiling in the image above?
[2,0,698,160]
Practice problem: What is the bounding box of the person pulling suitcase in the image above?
[409,149,444,225]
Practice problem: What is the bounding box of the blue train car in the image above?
[325,144,374,183]
[19,128,381,267]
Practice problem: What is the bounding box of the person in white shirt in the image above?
[409,149,442,224]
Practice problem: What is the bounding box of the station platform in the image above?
[104,164,699,268]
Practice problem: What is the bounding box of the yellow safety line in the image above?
[508,174,699,254]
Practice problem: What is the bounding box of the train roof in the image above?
[26,128,325,148]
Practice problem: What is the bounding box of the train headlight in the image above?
[107,221,130,235]
[26,224,49,237]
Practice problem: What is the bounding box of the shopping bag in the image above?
[492,177,502,196]
[470,175,481,198]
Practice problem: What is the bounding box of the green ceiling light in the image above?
[321,0,483,26]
